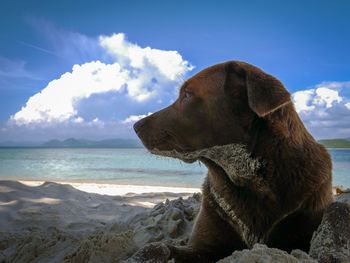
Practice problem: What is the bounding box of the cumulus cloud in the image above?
[10,33,192,126]
[122,112,153,124]
[293,89,316,112]
[100,33,193,81]
[11,62,128,124]
[292,81,350,139]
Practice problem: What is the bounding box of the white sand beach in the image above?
[18,180,201,198]
[0,180,349,263]
[0,180,201,262]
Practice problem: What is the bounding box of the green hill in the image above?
[318,139,350,148]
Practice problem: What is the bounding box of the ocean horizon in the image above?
[0,148,349,188]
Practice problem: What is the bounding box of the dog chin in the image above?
[150,147,197,163]
[144,139,192,153]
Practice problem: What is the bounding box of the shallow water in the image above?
[0,148,348,188]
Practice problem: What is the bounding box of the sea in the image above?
[0,148,349,188]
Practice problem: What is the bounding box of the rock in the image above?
[217,244,317,263]
[122,242,171,263]
[130,193,201,248]
[335,192,350,205]
[309,202,350,263]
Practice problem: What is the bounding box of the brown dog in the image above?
[133,61,333,262]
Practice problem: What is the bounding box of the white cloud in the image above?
[293,89,315,112]
[100,33,193,81]
[10,33,192,125]
[314,87,342,108]
[73,117,84,123]
[122,112,153,124]
[292,81,350,139]
[292,82,349,114]
[11,61,129,124]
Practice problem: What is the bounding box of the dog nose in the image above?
[133,118,146,133]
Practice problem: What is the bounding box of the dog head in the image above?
[134,61,291,152]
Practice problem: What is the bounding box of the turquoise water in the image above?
[0,148,349,188]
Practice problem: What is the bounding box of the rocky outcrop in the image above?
[309,201,350,263]
[129,193,201,248]
[218,244,317,263]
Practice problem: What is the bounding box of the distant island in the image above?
[1,138,350,149]
[0,138,143,148]
[318,139,350,148]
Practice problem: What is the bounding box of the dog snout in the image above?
[133,118,147,133]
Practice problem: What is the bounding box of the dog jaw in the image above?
[150,143,263,185]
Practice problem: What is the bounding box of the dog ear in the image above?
[245,65,291,117]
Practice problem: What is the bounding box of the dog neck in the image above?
[248,107,315,167]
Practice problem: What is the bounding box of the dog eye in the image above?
[183,90,193,100]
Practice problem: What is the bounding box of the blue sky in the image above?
[1,0,350,141]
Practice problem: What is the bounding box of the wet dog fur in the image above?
[133,61,334,262]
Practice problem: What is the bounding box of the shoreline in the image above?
[1,179,201,196]
[1,178,348,196]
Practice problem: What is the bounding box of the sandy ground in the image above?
[0,180,349,263]
[0,180,200,262]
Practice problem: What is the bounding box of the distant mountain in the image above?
[42,138,143,148]
[2,138,349,149]
[0,138,143,148]
[318,139,350,148]
[43,138,88,147]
